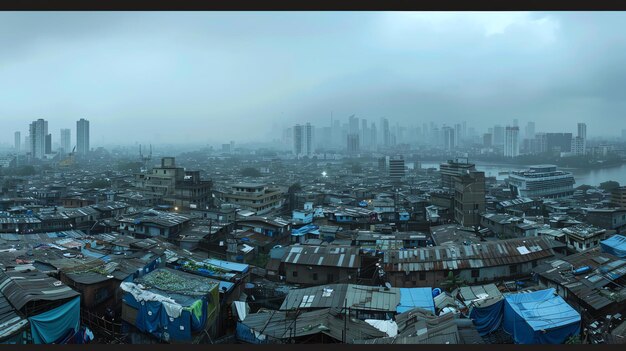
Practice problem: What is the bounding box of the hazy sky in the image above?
[2,11,626,146]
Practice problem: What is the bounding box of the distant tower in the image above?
[29,118,48,159]
[14,131,20,153]
[76,118,90,155]
[139,144,152,172]
[60,128,71,153]
[504,126,520,157]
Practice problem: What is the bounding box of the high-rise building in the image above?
[504,126,520,157]
[293,123,313,157]
[29,118,48,159]
[577,123,587,155]
[454,124,461,147]
[442,126,455,151]
[76,118,90,155]
[382,118,390,147]
[525,122,535,139]
[453,171,486,228]
[60,128,71,153]
[389,155,405,181]
[546,133,572,153]
[45,134,52,154]
[572,137,585,156]
[14,132,20,153]
[370,123,377,149]
[440,157,476,189]
[493,125,505,146]
[483,133,492,147]
[347,134,359,154]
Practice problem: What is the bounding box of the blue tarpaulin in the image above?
[469,298,504,336]
[600,235,626,258]
[124,293,208,342]
[503,288,580,344]
[29,297,80,344]
[397,288,435,314]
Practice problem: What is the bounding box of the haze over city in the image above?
[2,11,626,147]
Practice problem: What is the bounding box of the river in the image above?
[411,161,626,187]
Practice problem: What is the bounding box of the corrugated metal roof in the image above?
[384,237,554,272]
[282,246,360,269]
[0,270,79,310]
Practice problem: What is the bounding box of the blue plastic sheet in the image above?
[29,297,80,344]
[600,235,626,258]
[469,299,504,336]
[397,287,435,314]
[503,288,580,344]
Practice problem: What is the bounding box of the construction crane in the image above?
[59,146,76,167]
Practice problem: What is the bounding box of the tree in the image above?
[599,181,620,192]
[441,271,465,292]
[240,167,261,177]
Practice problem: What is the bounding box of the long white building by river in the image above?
[507,164,575,199]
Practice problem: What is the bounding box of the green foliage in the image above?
[441,271,465,292]
[240,167,261,177]
[599,180,620,192]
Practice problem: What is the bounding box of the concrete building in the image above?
[571,136,585,156]
[493,125,505,146]
[442,126,455,150]
[347,134,360,154]
[611,187,626,208]
[525,121,535,139]
[29,118,48,159]
[76,118,90,155]
[508,165,575,199]
[133,157,213,210]
[44,134,52,155]
[219,183,285,215]
[389,155,405,181]
[546,133,572,153]
[14,131,20,153]
[440,157,476,189]
[60,128,71,153]
[293,123,313,158]
[562,224,607,252]
[483,133,492,147]
[453,171,486,228]
[504,126,519,157]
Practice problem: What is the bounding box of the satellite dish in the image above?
[385,282,392,289]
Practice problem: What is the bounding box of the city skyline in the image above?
[2,12,626,146]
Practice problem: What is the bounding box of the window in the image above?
[419,272,426,280]
[532,261,538,268]
[471,269,480,278]
[442,271,448,278]
[510,265,518,274]
[594,240,598,246]
[312,273,318,281]
[327,274,334,283]
[292,271,298,277]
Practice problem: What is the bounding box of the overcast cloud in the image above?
[1,11,625,146]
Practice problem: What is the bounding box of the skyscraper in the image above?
[504,126,520,157]
[493,125,505,146]
[293,123,313,157]
[14,131,20,153]
[577,122,587,155]
[347,134,359,154]
[443,126,455,151]
[29,118,48,159]
[525,122,535,139]
[77,118,90,155]
[60,128,71,153]
[382,118,390,147]
[45,134,52,154]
